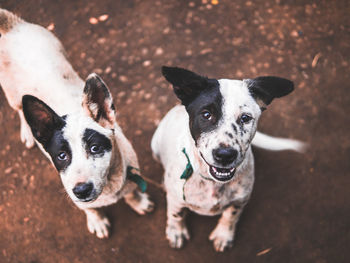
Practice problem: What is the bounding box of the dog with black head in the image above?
[0,9,153,238]
[151,66,305,251]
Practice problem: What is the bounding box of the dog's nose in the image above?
[213,147,238,165]
[72,182,94,199]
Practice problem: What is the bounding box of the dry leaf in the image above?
[257,248,272,256]
[312,53,321,68]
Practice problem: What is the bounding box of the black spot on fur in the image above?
[238,144,243,156]
[186,85,222,141]
[226,132,233,139]
[218,185,225,193]
[83,128,112,157]
[232,123,238,134]
[173,209,185,218]
[210,203,221,213]
[47,129,72,172]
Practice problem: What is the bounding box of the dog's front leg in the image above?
[166,194,190,249]
[83,208,111,238]
[209,204,244,252]
[18,109,35,148]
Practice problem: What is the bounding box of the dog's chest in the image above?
[183,175,250,216]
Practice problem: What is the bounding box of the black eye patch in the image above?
[186,85,223,141]
[46,129,72,172]
[83,129,112,157]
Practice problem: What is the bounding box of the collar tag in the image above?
[180,148,193,180]
[181,148,193,201]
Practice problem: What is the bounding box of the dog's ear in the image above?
[245,76,294,108]
[82,73,116,129]
[22,95,65,146]
[162,66,217,106]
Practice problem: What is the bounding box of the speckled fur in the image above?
[152,75,301,252]
[152,105,254,251]
[0,9,153,239]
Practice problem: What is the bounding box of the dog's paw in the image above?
[209,225,234,252]
[125,191,155,215]
[87,214,111,239]
[20,125,35,149]
[166,224,190,249]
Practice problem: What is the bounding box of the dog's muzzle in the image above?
[200,152,238,182]
[72,182,96,202]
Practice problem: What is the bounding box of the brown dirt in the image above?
[0,0,349,262]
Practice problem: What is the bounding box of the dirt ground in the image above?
[0,0,349,262]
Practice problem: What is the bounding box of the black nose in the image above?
[213,147,238,165]
[72,182,94,199]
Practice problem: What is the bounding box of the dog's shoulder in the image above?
[151,104,190,163]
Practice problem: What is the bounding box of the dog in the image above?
[151,66,305,251]
[0,9,154,238]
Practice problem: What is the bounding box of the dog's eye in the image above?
[240,114,252,124]
[202,110,212,120]
[57,151,68,161]
[90,144,102,154]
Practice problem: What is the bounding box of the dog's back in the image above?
[0,8,83,114]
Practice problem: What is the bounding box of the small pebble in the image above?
[155,47,164,56]
[290,30,299,37]
[89,17,99,24]
[119,75,128,82]
[143,60,151,67]
[47,23,55,31]
[104,66,112,74]
[98,14,109,22]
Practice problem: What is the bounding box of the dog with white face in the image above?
[0,9,153,238]
[151,66,305,251]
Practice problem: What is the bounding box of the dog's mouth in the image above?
[199,153,237,182]
[209,165,236,182]
[80,197,96,202]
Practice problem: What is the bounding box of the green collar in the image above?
[126,166,147,193]
[181,148,193,180]
[181,148,193,201]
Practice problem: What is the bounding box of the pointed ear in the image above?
[161,66,218,106]
[82,73,116,129]
[22,95,65,147]
[245,76,294,107]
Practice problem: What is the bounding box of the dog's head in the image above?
[22,73,121,203]
[162,66,294,183]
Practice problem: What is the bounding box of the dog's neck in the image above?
[101,124,128,194]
